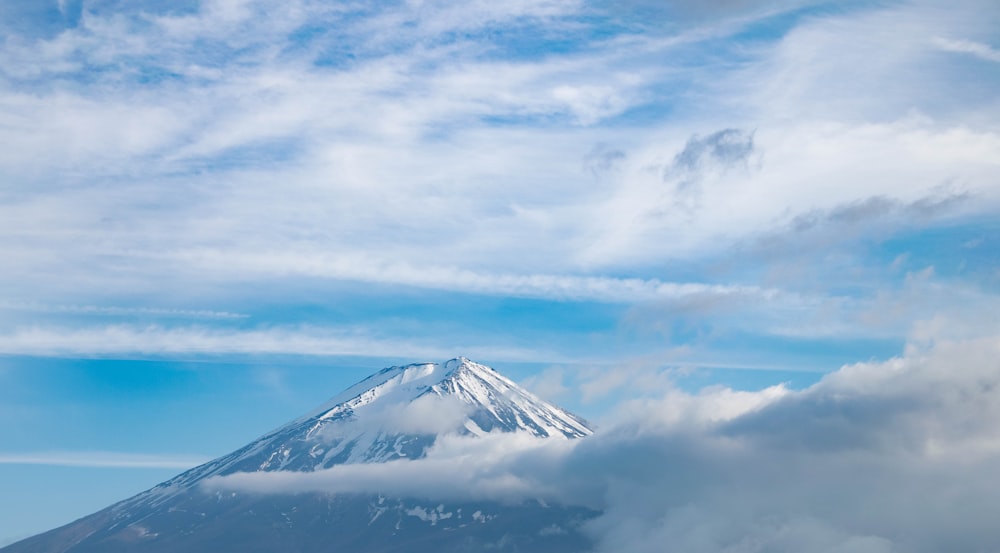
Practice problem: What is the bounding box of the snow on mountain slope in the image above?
[132,358,591,505]
[303,356,591,439]
[0,358,597,553]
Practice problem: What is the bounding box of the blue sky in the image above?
[1,0,999,546]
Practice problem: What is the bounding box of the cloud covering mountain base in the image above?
[206,337,1000,553]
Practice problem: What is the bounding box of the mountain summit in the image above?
[304,357,591,438]
[2,358,595,553]
[158,357,591,486]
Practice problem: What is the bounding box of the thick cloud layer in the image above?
[572,336,1000,553]
[207,335,1000,552]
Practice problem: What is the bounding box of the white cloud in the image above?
[158,250,779,303]
[0,0,993,384]
[1,1,999,548]
[204,432,572,503]
[571,336,1000,553]
[0,451,209,469]
[336,394,475,436]
[0,0,996,312]
[205,334,1000,552]
[580,120,1000,267]
[0,324,556,362]
[0,301,247,320]
[519,365,572,402]
[933,37,1000,63]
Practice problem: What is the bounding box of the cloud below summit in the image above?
[207,334,1000,552]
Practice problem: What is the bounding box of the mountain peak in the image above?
[445,356,487,371]
[300,357,499,422]
[2,359,598,553]
[303,357,582,433]
[157,359,591,491]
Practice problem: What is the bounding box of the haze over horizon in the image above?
[1,0,999,550]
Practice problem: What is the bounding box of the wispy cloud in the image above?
[0,451,209,470]
[663,127,758,212]
[0,301,248,320]
[0,0,998,548]
[1,0,997,298]
[933,37,1000,63]
[0,324,559,362]
[0,0,995,411]
[159,252,780,303]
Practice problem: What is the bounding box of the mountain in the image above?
[2,358,597,553]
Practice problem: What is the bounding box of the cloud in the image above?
[332,394,475,436]
[788,191,968,235]
[735,189,971,280]
[661,128,757,212]
[1,0,997,299]
[571,336,1000,553]
[618,242,1000,349]
[580,113,1000,269]
[0,301,248,320]
[583,143,626,176]
[933,37,1000,63]
[0,324,554,362]
[1,1,998,548]
[204,432,572,503]
[0,2,1000,376]
[253,367,294,401]
[0,451,209,469]
[157,252,777,303]
[519,365,572,402]
[205,334,1000,552]
[669,128,756,175]
[0,0,996,437]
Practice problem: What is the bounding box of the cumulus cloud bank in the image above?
[205,432,570,503]
[207,335,1000,552]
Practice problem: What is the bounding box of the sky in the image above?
[0,0,998,548]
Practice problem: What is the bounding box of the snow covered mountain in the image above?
[180,357,590,475]
[1,358,596,553]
